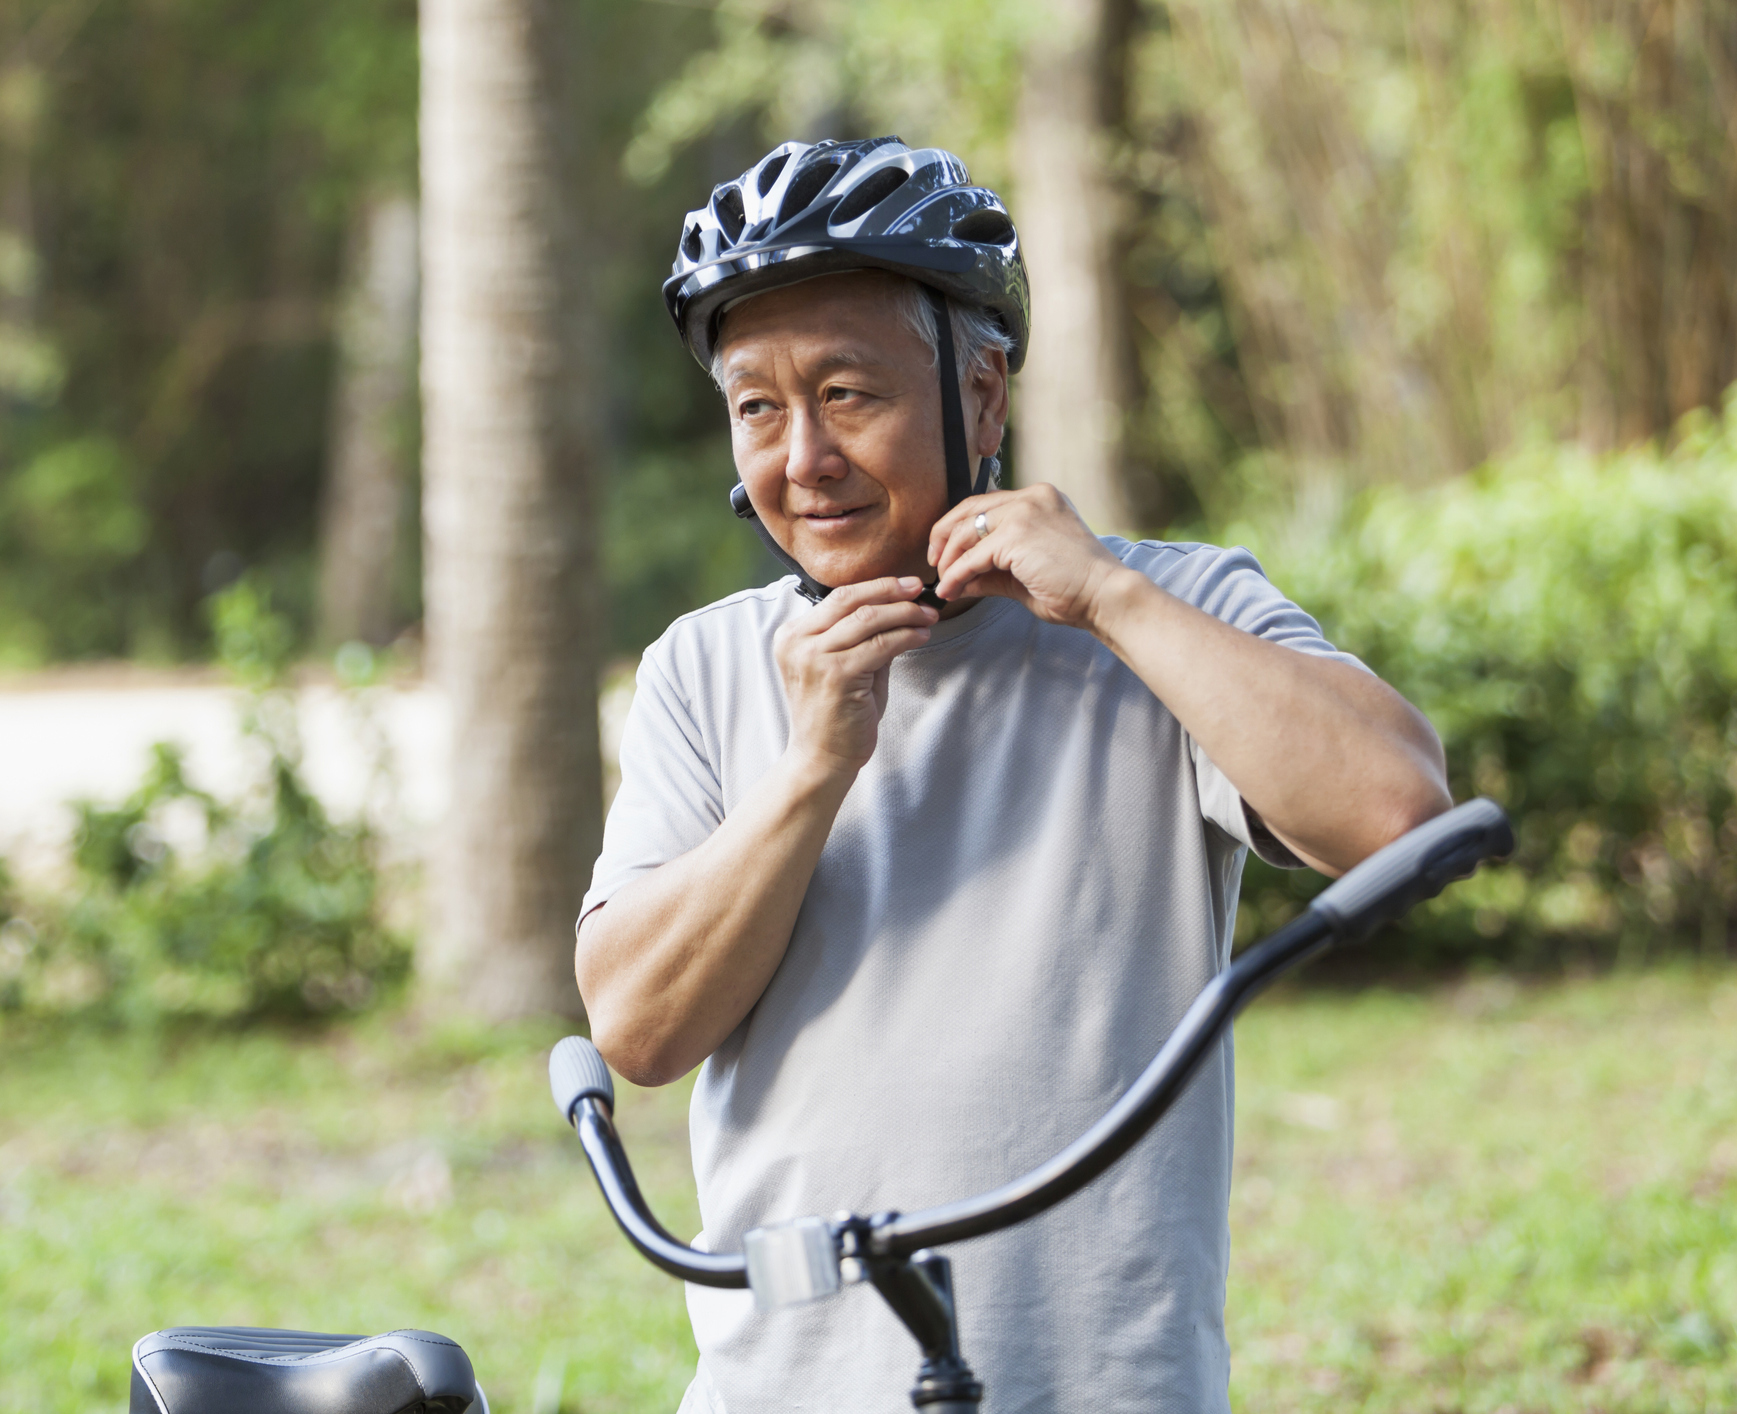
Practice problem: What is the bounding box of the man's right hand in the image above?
[577,575,935,1086]
[775,575,937,773]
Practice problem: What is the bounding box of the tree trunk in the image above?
[1012,0,1139,534]
[1559,0,1737,448]
[0,53,57,406]
[419,0,600,1020]
[317,191,419,648]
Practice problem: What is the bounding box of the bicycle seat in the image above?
[129,1327,483,1414]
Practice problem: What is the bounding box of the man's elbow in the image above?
[577,975,690,1088]
[576,911,703,1088]
[587,1011,690,1090]
[1377,767,1454,850]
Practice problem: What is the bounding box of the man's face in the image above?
[715,271,998,587]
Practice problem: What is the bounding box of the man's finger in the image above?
[799,575,926,634]
[935,536,1005,601]
[813,599,938,654]
[931,509,1002,582]
[927,490,1016,566]
[829,625,934,678]
[936,490,1029,580]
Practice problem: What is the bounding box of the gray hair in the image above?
[709,275,1014,390]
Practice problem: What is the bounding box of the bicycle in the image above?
[128,798,1512,1414]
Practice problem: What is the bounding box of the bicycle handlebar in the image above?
[872,796,1513,1255]
[550,1032,617,1121]
[1311,796,1512,942]
[568,1092,750,1288]
[551,798,1513,1295]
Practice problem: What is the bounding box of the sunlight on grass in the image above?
[1227,969,1737,1413]
[0,1015,701,1414]
[3,969,1734,1414]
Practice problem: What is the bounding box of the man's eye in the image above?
[825,385,863,402]
[738,399,772,417]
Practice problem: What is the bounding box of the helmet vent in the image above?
[681,224,703,260]
[778,157,841,225]
[951,208,1015,246]
[714,186,746,244]
[756,152,790,196]
[832,167,909,226]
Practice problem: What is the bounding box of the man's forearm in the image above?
[576,750,854,1085]
[1088,569,1450,873]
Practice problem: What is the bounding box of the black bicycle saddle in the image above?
[129,1327,484,1414]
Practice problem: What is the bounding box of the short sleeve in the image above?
[1117,539,1371,870]
[580,649,725,922]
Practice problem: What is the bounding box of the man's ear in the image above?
[970,346,1011,458]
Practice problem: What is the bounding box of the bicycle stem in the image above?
[860,1245,983,1410]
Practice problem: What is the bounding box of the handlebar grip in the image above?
[1309,797,1513,944]
[550,1036,616,1122]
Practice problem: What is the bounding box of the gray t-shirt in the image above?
[581,538,1363,1414]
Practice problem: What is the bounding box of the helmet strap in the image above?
[973,454,1001,497]
[730,481,832,604]
[923,286,975,510]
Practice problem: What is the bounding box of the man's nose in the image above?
[785,402,846,487]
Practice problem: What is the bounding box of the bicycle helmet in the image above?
[665,136,1030,602]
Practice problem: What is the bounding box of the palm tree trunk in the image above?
[318,192,419,648]
[1560,0,1737,447]
[419,0,600,1020]
[1013,0,1139,535]
[0,50,55,405]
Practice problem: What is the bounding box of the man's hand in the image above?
[577,574,935,1086]
[927,484,1132,628]
[929,480,1450,874]
[776,575,937,773]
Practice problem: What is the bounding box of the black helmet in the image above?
[667,137,1029,602]
[665,137,1028,373]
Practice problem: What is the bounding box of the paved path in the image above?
[0,671,449,879]
[0,667,636,880]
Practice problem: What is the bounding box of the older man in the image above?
[576,138,1449,1414]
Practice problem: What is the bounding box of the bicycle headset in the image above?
[663,136,1032,604]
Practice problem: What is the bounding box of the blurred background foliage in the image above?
[4,12,1734,1410]
[1,0,1735,977]
[616,0,1737,520]
[0,0,420,660]
[1235,404,1737,966]
[0,580,409,1023]
[0,0,766,665]
[11,0,1737,659]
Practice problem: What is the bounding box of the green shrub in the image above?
[0,581,410,1024]
[1234,402,1737,967]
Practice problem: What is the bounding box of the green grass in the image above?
[0,1015,701,1414]
[3,970,1734,1414]
[1229,969,1737,1412]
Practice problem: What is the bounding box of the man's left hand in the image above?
[928,479,1453,876]
[928,484,1132,628]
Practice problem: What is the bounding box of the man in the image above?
[576,137,1449,1413]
